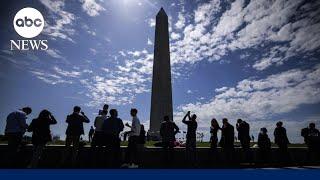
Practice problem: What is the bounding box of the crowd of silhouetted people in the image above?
[3,105,320,168]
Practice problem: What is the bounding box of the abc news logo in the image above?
[10,7,48,50]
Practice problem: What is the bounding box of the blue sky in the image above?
[0,0,319,143]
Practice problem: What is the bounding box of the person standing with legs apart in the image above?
[182,111,198,167]
[5,107,31,167]
[102,109,124,168]
[63,106,90,167]
[28,110,57,168]
[236,119,251,163]
[123,108,141,168]
[160,115,179,167]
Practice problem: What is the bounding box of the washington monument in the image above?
[149,8,173,137]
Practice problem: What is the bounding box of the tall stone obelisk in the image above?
[149,8,173,138]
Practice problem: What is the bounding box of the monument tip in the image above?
[157,7,167,16]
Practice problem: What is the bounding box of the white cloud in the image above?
[148,18,155,27]
[104,37,111,42]
[87,30,96,36]
[39,0,75,42]
[80,0,105,16]
[80,49,153,106]
[30,70,72,85]
[215,86,228,93]
[128,50,142,57]
[147,38,153,46]
[46,49,65,59]
[175,64,320,142]
[171,32,181,40]
[170,0,320,70]
[119,51,126,56]
[53,66,82,78]
[175,12,186,29]
[89,48,97,55]
[101,67,110,72]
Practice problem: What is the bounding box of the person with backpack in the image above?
[27,109,57,168]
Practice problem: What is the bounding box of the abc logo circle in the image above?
[13,7,44,38]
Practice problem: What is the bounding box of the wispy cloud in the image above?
[30,70,72,85]
[80,0,105,17]
[39,0,75,42]
[46,49,65,59]
[53,66,82,78]
[79,49,153,106]
[148,18,155,27]
[175,12,186,29]
[147,38,153,46]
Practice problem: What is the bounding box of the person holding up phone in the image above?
[28,109,57,168]
[63,106,90,166]
[182,111,198,167]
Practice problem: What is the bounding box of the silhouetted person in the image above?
[5,107,31,167]
[139,124,146,145]
[160,115,179,167]
[236,119,251,149]
[301,123,320,150]
[251,135,255,142]
[210,118,221,149]
[301,123,320,161]
[63,106,90,166]
[274,121,290,164]
[89,126,94,143]
[90,105,108,167]
[103,109,124,168]
[209,118,221,166]
[258,127,271,164]
[123,108,141,168]
[236,119,251,162]
[27,110,57,168]
[182,111,198,166]
[220,118,234,164]
[92,104,108,147]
